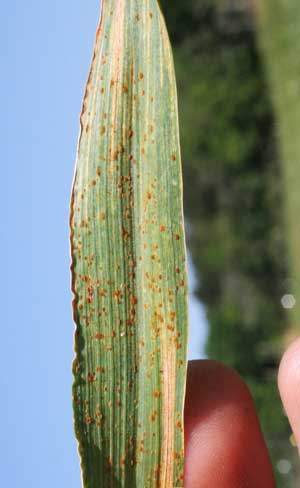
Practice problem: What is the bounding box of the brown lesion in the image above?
[93,333,105,340]
[88,372,97,383]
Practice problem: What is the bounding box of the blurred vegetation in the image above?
[257,0,300,323]
[160,0,299,485]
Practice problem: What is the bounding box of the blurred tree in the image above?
[160,0,299,485]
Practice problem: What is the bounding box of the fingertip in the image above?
[278,338,300,386]
[184,360,275,488]
[278,338,300,451]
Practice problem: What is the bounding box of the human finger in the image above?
[184,360,275,487]
[278,338,300,454]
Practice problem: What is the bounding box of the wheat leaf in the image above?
[70,1,189,486]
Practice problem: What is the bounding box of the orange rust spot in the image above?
[149,11,153,18]
[122,226,130,240]
[169,311,176,321]
[110,79,115,87]
[175,233,180,240]
[101,126,106,135]
[160,225,165,232]
[178,472,184,482]
[138,72,144,80]
[146,191,152,200]
[113,289,123,303]
[85,124,89,133]
[87,284,94,297]
[92,180,96,186]
[135,13,140,21]
[97,366,105,373]
[94,333,105,340]
[167,324,175,332]
[122,84,128,93]
[178,359,184,367]
[149,410,158,422]
[88,372,96,383]
[153,390,161,399]
[130,296,138,305]
[171,153,176,161]
[96,167,101,176]
[85,415,93,425]
[128,129,134,138]
[157,313,164,323]
[100,87,105,94]
[180,279,185,286]
[100,212,106,221]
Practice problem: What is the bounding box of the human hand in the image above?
[184,339,300,487]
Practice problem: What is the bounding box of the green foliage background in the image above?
[160,0,300,485]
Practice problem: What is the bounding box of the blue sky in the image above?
[2,2,207,486]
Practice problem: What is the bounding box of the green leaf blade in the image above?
[70,1,189,486]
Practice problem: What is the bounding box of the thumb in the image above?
[278,338,300,454]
